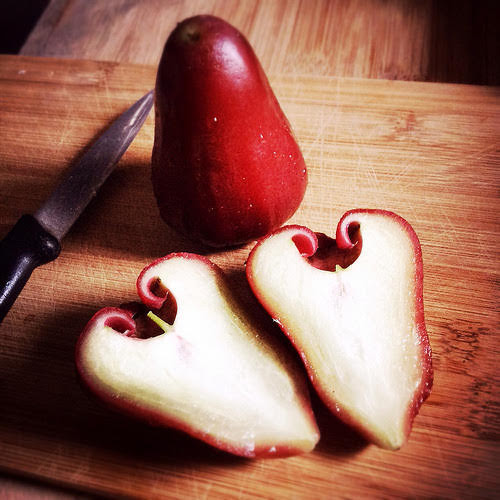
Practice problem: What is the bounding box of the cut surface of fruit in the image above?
[76,253,319,458]
[246,210,433,450]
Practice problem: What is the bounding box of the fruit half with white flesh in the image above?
[246,210,433,450]
[76,253,319,458]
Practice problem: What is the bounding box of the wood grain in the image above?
[21,0,500,84]
[0,54,499,498]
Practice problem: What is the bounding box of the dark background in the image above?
[0,0,49,54]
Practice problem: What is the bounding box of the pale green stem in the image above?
[147,311,170,333]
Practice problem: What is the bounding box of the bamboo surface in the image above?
[0,54,498,499]
[21,0,499,85]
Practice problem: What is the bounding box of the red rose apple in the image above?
[152,15,307,247]
[246,209,433,449]
[76,253,319,458]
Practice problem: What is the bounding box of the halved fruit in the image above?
[246,210,433,450]
[76,253,319,458]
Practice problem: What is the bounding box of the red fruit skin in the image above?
[152,15,307,247]
[246,209,433,447]
[75,254,319,459]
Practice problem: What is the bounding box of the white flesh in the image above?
[79,257,318,455]
[249,215,423,449]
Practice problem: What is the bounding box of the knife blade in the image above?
[0,90,154,323]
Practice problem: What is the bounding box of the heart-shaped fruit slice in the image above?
[76,253,319,458]
[246,210,433,450]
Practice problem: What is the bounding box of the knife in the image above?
[0,90,154,323]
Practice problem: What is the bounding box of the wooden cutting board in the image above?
[0,55,498,499]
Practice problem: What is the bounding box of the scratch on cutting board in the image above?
[302,104,341,161]
[55,124,72,151]
[232,459,267,499]
[440,211,461,250]
[383,149,419,190]
[294,78,346,191]
[54,86,74,153]
[181,463,214,500]
[65,449,91,483]
[431,434,454,490]
[101,76,113,115]
[348,126,381,191]
[460,141,500,164]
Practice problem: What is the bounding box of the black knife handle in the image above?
[0,215,61,323]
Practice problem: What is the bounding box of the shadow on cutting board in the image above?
[0,289,367,473]
[0,306,242,467]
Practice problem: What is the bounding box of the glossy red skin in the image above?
[75,253,318,458]
[246,209,433,447]
[152,15,307,247]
